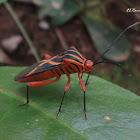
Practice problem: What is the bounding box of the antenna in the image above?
[93,59,132,77]
[84,22,140,86]
[94,22,140,64]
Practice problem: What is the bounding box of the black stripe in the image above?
[64,55,83,64]
[67,50,84,60]
[84,60,87,65]
[34,62,61,74]
[56,69,61,76]
[68,47,75,51]
[60,68,65,74]
[51,57,63,62]
[71,63,80,72]
[51,69,55,74]
[40,56,45,60]
[68,64,76,72]
[51,50,85,64]
[51,55,83,64]
[65,67,71,74]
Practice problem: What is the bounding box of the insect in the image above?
[15,22,140,119]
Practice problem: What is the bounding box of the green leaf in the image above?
[38,0,81,25]
[82,9,131,62]
[0,0,6,4]
[0,67,140,140]
[33,0,64,19]
[32,0,64,7]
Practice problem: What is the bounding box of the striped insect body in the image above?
[15,22,140,119]
[15,46,90,119]
[15,47,88,82]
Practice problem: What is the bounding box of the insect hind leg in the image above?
[17,85,29,107]
[17,76,60,107]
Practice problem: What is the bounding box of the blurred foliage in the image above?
[82,8,130,62]
[1,0,134,62]
[0,0,6,4]
[36,0,82,25]
[32,0,131,62]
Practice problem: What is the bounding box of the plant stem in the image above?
[4,1,40,61]
[54,27,68,50]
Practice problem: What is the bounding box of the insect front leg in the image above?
[85,72,91,86]
[56,74,71,119]
[78,73,87,120]
[81,73,83,79]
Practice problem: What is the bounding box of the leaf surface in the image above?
[0,67,140,140]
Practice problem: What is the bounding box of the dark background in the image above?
[0,0,140,94]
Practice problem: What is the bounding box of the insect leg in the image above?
[56,75,70,119]
[81,73,83,79]
[79,73,84,84]
[78,73,87,120]
[17,77,60,107]
[41,54,51,60]
[28,76,60,87]
[85,72,91,86]
[17,85,29,107]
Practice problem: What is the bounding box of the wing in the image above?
[34,47,86,74]
[14,57,62,81]
[14,46,87,81]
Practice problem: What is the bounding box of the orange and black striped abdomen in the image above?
[53,63,84,76]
